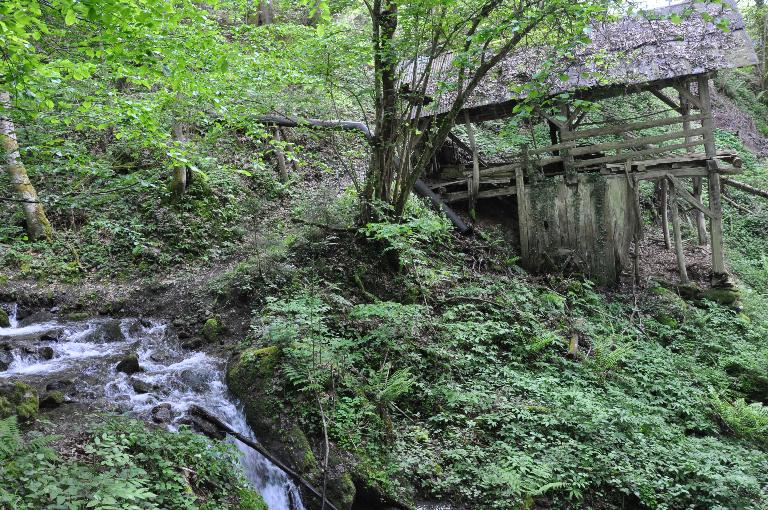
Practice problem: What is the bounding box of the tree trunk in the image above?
[363,0,399,221]
[1,92,53,241]
[274,128,288,183]
[170,121,188,199]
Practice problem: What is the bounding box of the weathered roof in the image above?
[404,0,757,121]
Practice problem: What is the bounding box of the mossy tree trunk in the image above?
[1,91,53,241]
[170,120,188,199]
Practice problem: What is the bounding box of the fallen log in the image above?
[187,405,341,510]
[256,115,471,233]
[721,177,768,200]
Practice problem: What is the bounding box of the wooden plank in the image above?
[561,113,707,141]
[443,185,518,203]
[667,174,715,218]
[572,141,704,168]
[569,128,705,156]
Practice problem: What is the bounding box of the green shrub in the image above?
[0,416,263,510]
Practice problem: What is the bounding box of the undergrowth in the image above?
[233,198,768,509]
[0,416,265,510]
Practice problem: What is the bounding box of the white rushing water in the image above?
[0,305,304,510]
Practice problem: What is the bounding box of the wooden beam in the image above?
[443,185,518,203]
[447,131,487,167]
[560,113,707,141]
[650,88,682,113]
[673,82,702,110]
[572,141,704,168]
[721,177,768,199]
[569,128,704,157]
[667,174,715,218]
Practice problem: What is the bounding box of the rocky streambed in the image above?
[0,304,305,510]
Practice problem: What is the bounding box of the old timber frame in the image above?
[404,1,757,285]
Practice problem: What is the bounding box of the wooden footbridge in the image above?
[404,0,757,285]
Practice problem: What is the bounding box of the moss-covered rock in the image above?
[116,353,143,374]
[237,488,268,510]
[725,361,768,403]
[227,347,355,509]
[701,288,740,306]
[647,286,689,329]
[40,391,65,409]
[202,317,224,342]
[0,307,9,327]
[0,382,39,421]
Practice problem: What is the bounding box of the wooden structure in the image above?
[404,1,757,284]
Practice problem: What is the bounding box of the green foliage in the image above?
[244,227,768,509]
[0,416,261,510]
[711,394,768,446]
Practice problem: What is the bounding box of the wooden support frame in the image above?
[667,174,714,219]
[668,177,690,284]
[678,84,708,245]
[660,179,671,250]
[698,74,725,276]
[650,88,683,113]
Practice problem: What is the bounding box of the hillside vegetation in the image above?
[2,1,768,509]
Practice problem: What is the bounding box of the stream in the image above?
[0,304,305,510]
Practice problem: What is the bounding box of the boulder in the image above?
[19,310,54,327]
[100,319,126,342]
[46,380,74,392]
[701,288,740,306]
[116,353,143,375]
[40,391,65,409]
[38,346,55,360]
[201,317,224,343]
[151,403,173,424]
[0,308,9,328]
[227,346,357,510]
[179,369,209,392]
[130,378,154,394]
[0,382,39,421]
[179,413,226,440]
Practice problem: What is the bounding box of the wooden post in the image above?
[698,74,725,275]
[559,104,577,184]
[660,179,671,250]
[668,178,689,284]
[464,111,480,217]
[679,83,707,245]
[515,164,529,261]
